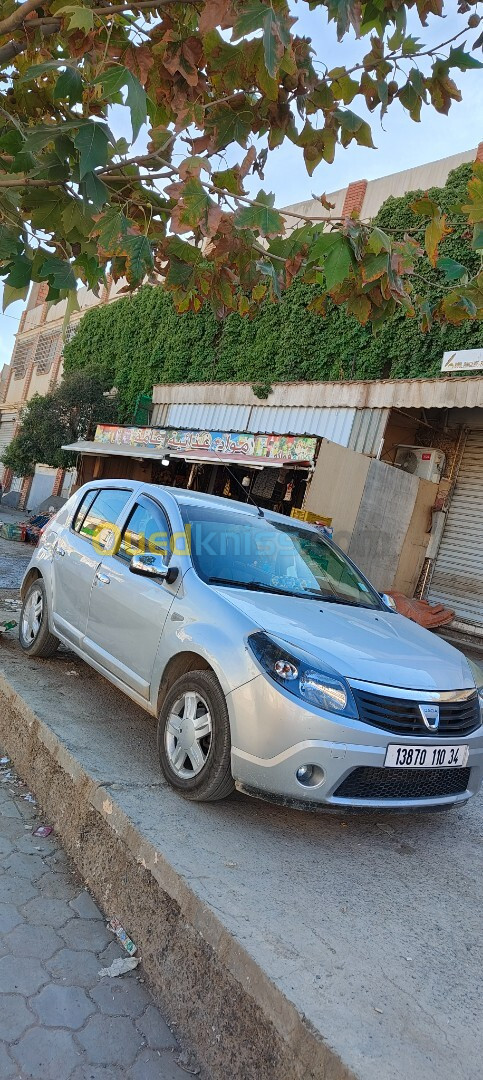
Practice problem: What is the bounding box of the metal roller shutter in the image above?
[428,431,483,625]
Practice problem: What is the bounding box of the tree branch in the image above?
[0,0,45,37]
[0,18,60,65]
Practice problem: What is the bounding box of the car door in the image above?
[83,494,178,699]
[51,486,133,648]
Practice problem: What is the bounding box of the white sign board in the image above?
[442,349,483,373]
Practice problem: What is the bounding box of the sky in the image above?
[1,3,482,371]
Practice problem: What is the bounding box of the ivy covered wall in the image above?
[64,164,482,421]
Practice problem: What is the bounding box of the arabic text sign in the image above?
[94,426,317,462]
[441,350,483,373]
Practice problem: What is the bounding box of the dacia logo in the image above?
[418,703,440,732]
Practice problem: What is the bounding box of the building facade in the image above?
[1,143,482,511]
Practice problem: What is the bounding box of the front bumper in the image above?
[228,675,483,810]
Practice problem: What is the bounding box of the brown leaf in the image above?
[200,0,236,32]
[239,146,256,178]
[123,44,154,85]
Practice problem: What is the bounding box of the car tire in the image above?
[19,578,59,658]
[157,669,235,801]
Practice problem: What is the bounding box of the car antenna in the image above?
[224,465,264,517]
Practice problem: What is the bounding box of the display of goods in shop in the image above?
[0,522,26,542]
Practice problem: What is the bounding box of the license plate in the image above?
[384,744,469,769]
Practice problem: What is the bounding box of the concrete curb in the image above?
[0,671,355,1080]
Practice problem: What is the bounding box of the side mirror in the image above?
[380,592,397,611]
[129,553,179,585]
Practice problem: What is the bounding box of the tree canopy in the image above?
[1,369,118,473]
[63,163,483,419]
[1,0,483,329]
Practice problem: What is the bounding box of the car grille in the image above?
[334,766,471,801]
[352,688,480,738]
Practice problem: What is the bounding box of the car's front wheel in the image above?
[157,670,234,801]
[19,578,59,658]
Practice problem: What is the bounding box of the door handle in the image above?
[56,545,65,556]
[95,572,110,585]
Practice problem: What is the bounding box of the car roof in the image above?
[81,479,311,529]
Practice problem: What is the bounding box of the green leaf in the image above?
[211,103,254,149]
[256,259,281,299]
[401,36,421,56]
[124,234,153,285]
[2,282,29,311]
[82,172,109,210]
[0,226,20,260]
[411,197,439,217]
[53,68,83,105]
[447,44,483,71]
[235,190,284,236]
[263,8,282,79]
[5,255,32,289]
[399,81,422,122]
[436,257,467,281]
[334,108,375,148]
[472,223,483,251]
[94,66,129,95]
[345,292,371,325]
[39,255,77,290]
[232,0,269,40]
[74,123,109,179]
[93,207,129,250]
[367,227,391,254]
[212,167,243,195]
[178,178,212,228]
[323,234,353,290]
[56,5,94,32]
[62,289,80,335]
[125,72,147,141]
[24,126,59,154]
[18,60,75,83]
[361,252,389,283]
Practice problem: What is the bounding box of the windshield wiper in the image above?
[208,577,332,600]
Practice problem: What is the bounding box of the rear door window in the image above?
[77,488,132,551]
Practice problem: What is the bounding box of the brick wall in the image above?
[342,179,368,217]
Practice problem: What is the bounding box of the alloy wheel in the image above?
[165,691,213,778]
[21,588,43,644]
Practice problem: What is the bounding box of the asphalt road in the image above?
[0,615,481,1080]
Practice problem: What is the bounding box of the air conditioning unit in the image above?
[394,446,446,482]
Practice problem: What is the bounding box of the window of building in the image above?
[35,332,61,375]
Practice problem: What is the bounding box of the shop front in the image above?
[63,424,318,516]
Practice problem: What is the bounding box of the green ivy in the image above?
[64,163,482,420]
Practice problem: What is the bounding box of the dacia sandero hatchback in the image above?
[19,481,483,811]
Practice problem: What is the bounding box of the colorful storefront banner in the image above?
[94,425,317,463]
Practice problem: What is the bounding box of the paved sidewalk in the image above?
[0,754,200,1079]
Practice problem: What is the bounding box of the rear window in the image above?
[75,488,132,549]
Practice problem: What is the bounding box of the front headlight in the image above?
[248,632,358,719]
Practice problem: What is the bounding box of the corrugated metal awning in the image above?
[61,440,310,468]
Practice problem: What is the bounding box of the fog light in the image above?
[296,764,325,788]
[296,764,313,783]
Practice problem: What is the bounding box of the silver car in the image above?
[19,480,483,811]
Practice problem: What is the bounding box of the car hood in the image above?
[219,589,475,691]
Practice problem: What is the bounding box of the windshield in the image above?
[181,506,382,609]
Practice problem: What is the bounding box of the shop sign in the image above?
[94,425,317,463]
[441,349,483,373]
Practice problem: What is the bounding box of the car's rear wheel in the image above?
[157,670,234,801]
[19,578,59,658]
